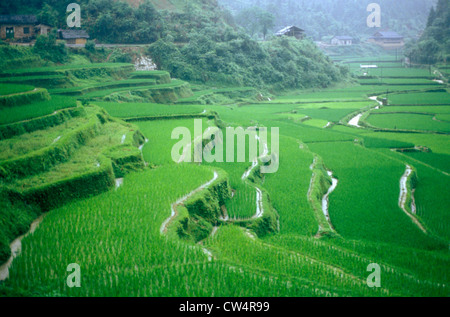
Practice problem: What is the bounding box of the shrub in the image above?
[33,31,68,64]
[85,40,96,53]
[108,49,133,64]
[149,33,348,89]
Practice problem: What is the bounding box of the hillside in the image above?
[0,49,448,299]
[0,0,448,303]
[219,0,437,40]
[406,0,450,64]
[0,0,351,89]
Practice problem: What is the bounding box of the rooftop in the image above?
[276,26,305,36]
[59,29,90,39]
[333,36,353,40]
[371,31,403,39]
[0,15,38,25]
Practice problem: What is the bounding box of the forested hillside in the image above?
[218,0,437,40]
[0,0,350,89]
[406,0,450,64]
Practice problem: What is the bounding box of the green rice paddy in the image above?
[0,55,448,298]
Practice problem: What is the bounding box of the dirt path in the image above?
[160,171,219,235]
[0,215,45,281]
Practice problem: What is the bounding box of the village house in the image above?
[368,31,404,49]
[0,15,51,42]
[59,29,90,46]
[331,36,353,46]
[275,26,305,40]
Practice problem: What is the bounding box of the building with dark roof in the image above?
[275,26,305,40]
[0,15,51,42]
[369,31,404,49]
[331,36,353,46]
[59,29,90,45]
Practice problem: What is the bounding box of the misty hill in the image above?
[218,0,437,40]
[407,0,450,64]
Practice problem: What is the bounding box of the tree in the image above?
[410,0,450,64]
[236,7,275,39]
[258,11,275,40]
[236,7,261,37]
[33,30,68,63]
[426,6,436,27]
[37,3,58,27]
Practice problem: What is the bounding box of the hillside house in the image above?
[275,26,305,40]
[59,29,90,46]
[0,15,51,42]
[368,31,404,49]
[331,36,353,46]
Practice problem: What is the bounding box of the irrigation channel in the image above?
[308,156,338,233]
[346,96,430,235]
[348,95,383,128]
[398,165,427,234]
[322,171,338,230]
[160,171,219,235]
[159,171,219,262]
[234,133,268,221]
[198,133,269,260]
[0,215,45,281]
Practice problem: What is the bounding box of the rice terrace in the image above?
[0,0,448,303]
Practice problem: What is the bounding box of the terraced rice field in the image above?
[0,56,448,298]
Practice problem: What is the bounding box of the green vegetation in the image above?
[0,45,44,71]
[0,0,448,300]
[387,91,450,105]
[94,102,203,119]
[0,88,50,108]
[406,0,450,64]
[0,84,34,96]
[308,142,443,249]
[33,31,68,64]
[220,0,435,40]
[0,96,77,125]
[366,113,450,133]
[150,35,349,89]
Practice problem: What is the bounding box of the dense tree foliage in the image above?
[0,0,165,44]
[149,32,349,89]
[235,7,275,40]
[85,0,165,43]
[406,0,450,64]
[1,0,351,88]
[33,30,69,63]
